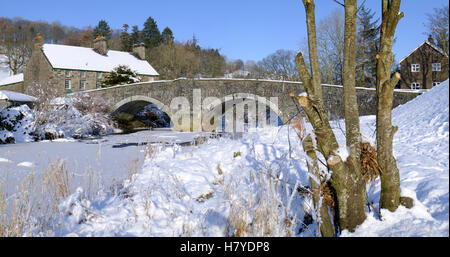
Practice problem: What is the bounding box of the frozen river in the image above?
[0,129,214,199]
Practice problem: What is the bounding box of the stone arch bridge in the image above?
[80,78,419,131]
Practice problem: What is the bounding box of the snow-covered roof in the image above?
[42,44,159,76]
[399,40,448,64]
[0,73,24,86]
[0,90,36,102]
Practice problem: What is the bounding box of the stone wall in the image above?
[0,82,25,93]
[83,78,420,131]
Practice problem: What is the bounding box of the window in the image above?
[96,72,102,79]
[65,70,71,77]
[411,64,420,72]
[411,82,420,90]
[432,63,441,71]
[432,81,440,87]
[79,80,86,90]
[80,71,86,78]
[96,82,101,88]
[65,79,71,89]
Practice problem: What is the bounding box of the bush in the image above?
[101,65,140,87]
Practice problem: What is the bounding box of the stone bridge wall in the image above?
[81,78,419,130]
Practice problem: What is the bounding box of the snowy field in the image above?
[0,80,447,237]
[30,80,447,237]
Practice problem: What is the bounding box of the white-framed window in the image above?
[432,63,441,71]
[411,82,420,90]
[96,81,101,88]
[432,81,440,87]
[79,80,86,90]
[65,79,71,89]
[411,64,420,72]
[80,71,86,78]
[96,72,102,79]
[65,70,71,78]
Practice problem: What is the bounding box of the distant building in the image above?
[0,35,159,94]
[399,36,449,90]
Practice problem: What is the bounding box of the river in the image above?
[0,129,210,201]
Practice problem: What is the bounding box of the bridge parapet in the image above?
[81,78,420,131]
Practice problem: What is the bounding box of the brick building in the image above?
[399,36,449,90]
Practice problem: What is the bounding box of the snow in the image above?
[0,89,36,102]
[1,80,448,237]
[341,79,449,236]
[17,161,34,168]
[42,44,159,76]
[0,104,35,143]
[0,73,24,87]
[0,55,12,80]
[0,157,11,163]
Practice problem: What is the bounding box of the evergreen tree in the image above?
[93,20,112,40]
[141,17,161,49]
[130,25,141,46]
[356,6,380,87]
[161,27,174,43]
[120,24,132,52]
[102,65,140,86]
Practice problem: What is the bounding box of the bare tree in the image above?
[0,20,34,74]
[424,4,449,55]
[316,9,345,85]
[257,49,298,80]
[294,0,367,235]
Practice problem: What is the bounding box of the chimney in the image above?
[132,43,146,60]
[428,35,434,45]
[93,36,107,55]
[34,33,43,50]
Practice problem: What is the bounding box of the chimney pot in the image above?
[428,35,434,45]
[34,33,43,50]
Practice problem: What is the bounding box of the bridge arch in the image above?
[111,95,173,129]
[201,93,283,132]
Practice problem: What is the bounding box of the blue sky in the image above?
[1,0,447,62]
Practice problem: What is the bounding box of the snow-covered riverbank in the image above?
[43,80,448,237]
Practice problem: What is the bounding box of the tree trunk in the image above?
[296,0,367,233]
[341,0,366,229]
[302,135,334,237]
[376,0,404,211]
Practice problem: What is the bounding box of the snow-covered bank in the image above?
[341,79,449,236]
[7,80,449,237]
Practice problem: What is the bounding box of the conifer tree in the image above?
[142,17,161,49]
[93,20,112,40]
[161,27,174,43]
[356,6,380,87]
[130,25,141,46]
[120,24,132,52]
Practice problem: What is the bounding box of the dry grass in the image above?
[41,158,72,213]
[224,167,296,237]
[0,170,36,237]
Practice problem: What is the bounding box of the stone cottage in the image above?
[398,36,449,90]
[1,35,159,94]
